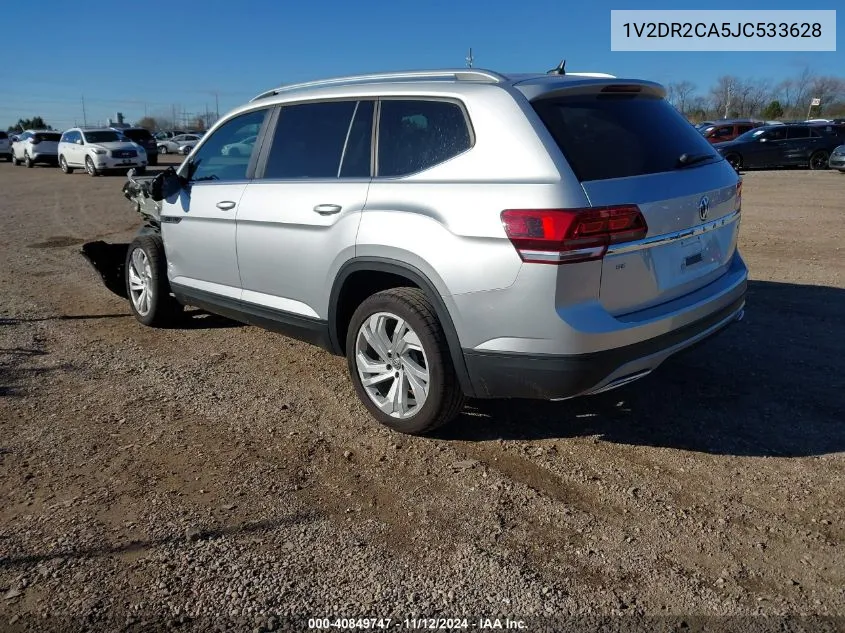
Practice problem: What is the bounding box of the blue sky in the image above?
[2,0,842,130]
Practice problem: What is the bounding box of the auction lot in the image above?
[0,160,843,631]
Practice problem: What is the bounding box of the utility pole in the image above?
[82,95,87,126]
[465,47,474,68]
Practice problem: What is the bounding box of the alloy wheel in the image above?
[127,248,153,316]
[355,312,430,419]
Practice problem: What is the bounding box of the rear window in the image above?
[533,94,719,182]
[34,132,61,143]
[122,129,153,142]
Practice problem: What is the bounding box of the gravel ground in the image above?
[0,159,843,633]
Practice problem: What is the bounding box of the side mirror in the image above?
[150,167,183,201]
[76,139,84,145]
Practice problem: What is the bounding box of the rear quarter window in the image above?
[533,94,719,182]
[377,100,472,177]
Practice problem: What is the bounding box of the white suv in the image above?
[10,130,61,167]
[58,127,148,176]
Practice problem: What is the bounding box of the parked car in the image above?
[58,127,148,176]
[220,134,256,156]
[115,127,158,166]
[829,145,845,172]
[0,130,10,161]
[157,133,201,155]
[714,124,843,170]
[699,120,764,144]
[115,67,746,435]
[154,130,186,141]
[10,130,61,167]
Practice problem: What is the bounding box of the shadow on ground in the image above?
[440,280,845,458]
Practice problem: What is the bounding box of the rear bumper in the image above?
[464,291,745,400]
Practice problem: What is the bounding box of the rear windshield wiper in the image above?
[676,152,717,169]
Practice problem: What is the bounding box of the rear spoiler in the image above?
[513,77,666,101]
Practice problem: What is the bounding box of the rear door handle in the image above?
[216,201,236,211]
[313,204,342,215]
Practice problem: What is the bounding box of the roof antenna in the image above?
[547,60,566,76]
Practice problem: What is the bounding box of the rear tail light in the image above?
[30,136,41,145]
[501,206,647,264]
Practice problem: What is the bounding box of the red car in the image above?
[700,120,765,144]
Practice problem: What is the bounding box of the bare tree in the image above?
[668,80,696,115]
[710,76,741,118]
[790,66,815,117]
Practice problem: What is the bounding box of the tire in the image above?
[158,145,168,155]
[346,287,465,435]
[85,156,98,177]
[4,154,10,162]
[59,155,73,174]
[125,234,182,327]
[809,151,829,170]
[725,153,742,171]
[10,153,18,166]
[839,169,845,174]
[24,153,33,168]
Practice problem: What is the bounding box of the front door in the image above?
[160,107,270,301]
[236,100,374,320]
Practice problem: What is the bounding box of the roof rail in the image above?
[250,68,506,102]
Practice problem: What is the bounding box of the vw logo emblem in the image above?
[698,196,710,221]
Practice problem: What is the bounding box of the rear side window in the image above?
[264,100,360,179]
[787,126,810,139]
[377,100,471,177]
[34,132,61,143]
[533,94,718,182]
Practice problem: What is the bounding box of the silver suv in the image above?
[119,68,747,434]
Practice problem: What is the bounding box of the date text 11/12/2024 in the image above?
[308,618,528,630]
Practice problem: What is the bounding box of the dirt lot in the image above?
[0,158,843,633]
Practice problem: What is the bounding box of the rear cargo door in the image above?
[533,90,741,315]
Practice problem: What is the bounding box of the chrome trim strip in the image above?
[606,209,741,256]
[520,246,605,262]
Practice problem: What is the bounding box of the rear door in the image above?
[235,99,373,319]
[160,107,270,300]
[783,126,815,164]
[533,91,741,315]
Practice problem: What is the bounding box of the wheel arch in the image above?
[328,257,475,397]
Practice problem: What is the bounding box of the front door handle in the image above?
[313,204,342,215]
[216,201,236,211]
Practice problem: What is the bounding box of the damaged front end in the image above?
[81,167,178,298]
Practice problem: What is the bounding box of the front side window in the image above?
[263,100,365,179]
[187,108,268,182]
[712,126,732,139]
[377,100,472,177]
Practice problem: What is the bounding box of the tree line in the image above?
[666,66,845,122]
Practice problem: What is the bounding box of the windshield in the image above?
[83,131,121,143]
